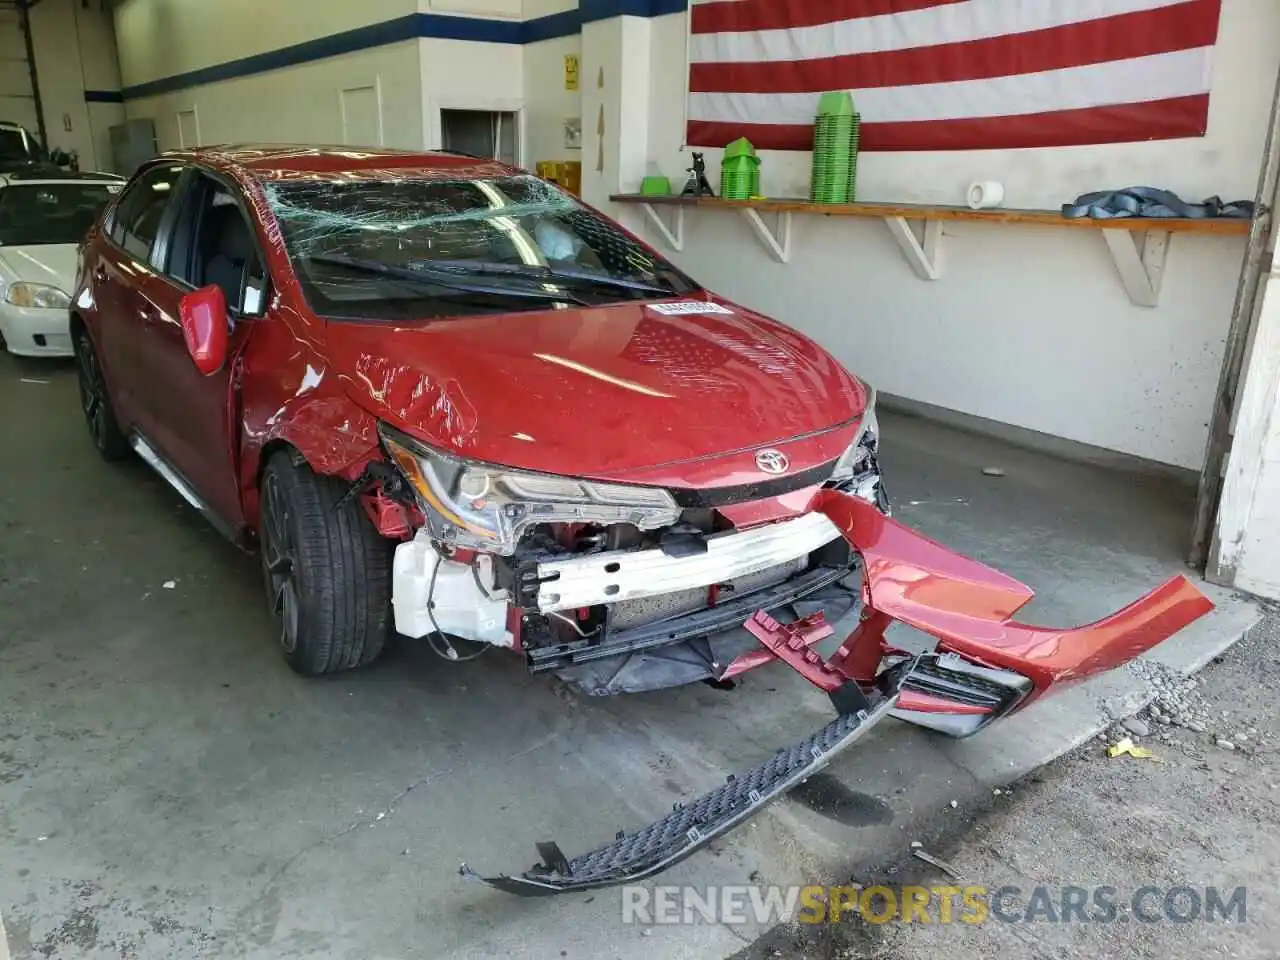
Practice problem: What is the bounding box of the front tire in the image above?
[259,452,393,675]
[74,328,129,461]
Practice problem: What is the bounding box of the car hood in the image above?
[325,299,866,480]
[0,243,77,291]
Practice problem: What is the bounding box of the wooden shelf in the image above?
[610,192,1255,308]
[610,193,1253,236]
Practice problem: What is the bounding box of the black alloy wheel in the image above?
[260,468,302,657]
[74,330,129,460]
[258,452,393,675]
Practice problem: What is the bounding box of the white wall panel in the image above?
[114,0,418,87]
[0,7,38,133]
[422,0,523,16]
[523,0,578,16]
[176,107,199,148]
[125,42,423,153]
[523,35,581,164]
[340,83,384,146]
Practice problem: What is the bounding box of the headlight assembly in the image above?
[379,423,681,554]
[6,282,71,310]
[829,385,880,482]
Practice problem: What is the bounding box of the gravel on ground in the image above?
[737,614,1280,960]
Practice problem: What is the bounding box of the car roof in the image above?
[161,144,517,180]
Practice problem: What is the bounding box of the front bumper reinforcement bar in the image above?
[462,688,899,896]
[526,562,854,674]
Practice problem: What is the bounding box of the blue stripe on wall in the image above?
[119,1,689,101]
[523,8,583,44]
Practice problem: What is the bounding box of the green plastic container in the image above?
[816,91,855,117]
[640,175,672,196]
[720,137,761,200]
[810,92,861,204]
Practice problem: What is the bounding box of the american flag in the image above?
[687,0,1223,152]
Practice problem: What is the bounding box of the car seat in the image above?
[201,202,256,310]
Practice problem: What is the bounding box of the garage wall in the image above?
[29,0,124,172]
[114,0,425,152]
[111,0,586,164]
[123,42,424,152]
[113,0,418,87]
[0,5,38,133]
[618,0,1279,470]
[0,0,125,172]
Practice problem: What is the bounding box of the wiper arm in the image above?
[548,265,678,296]
[308,254,589,305]
[412,259,677,297]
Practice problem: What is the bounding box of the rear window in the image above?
[0,126,41,164]
[0,182,118,246]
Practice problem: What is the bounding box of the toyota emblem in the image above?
[754,449,789,475]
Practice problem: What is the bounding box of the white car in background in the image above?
[0,171,124,357]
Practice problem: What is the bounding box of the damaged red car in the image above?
[72,146,1214,895]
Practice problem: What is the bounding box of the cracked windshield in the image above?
[263,174,698,320]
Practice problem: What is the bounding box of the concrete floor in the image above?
[0,353,1261,960]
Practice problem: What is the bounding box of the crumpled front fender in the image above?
[813,489,1214,706]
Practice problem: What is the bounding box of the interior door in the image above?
[340,84,382,146]
[131,172,262,532]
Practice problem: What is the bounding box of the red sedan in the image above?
[72,146,1211,893]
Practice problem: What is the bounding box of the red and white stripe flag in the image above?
[687,0,1223,152]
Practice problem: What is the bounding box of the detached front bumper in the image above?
[467,490,1214,895]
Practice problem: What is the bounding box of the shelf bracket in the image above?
[641,202,684,253]
[1102,228,1170,308]
[883,217,944,280]
[740,208,792,263]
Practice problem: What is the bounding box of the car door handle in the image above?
[138,304,159,326]
[93,266,107,283]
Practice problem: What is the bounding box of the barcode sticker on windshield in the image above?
[647,301,733,316]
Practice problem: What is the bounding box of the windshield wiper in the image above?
[309,254,589,306]
[410,259,678,297]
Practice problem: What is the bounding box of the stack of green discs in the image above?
[720,137,760,200]
[810,92,861,204]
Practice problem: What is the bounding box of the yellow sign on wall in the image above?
[564,54,579,91]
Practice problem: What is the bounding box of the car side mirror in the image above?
[179,284,228,375]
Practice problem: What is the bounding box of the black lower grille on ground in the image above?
[897,652,1033,718]
[903,659,1013,708]
[465,691,900,895]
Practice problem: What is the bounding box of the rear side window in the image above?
[110,165,182,261]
